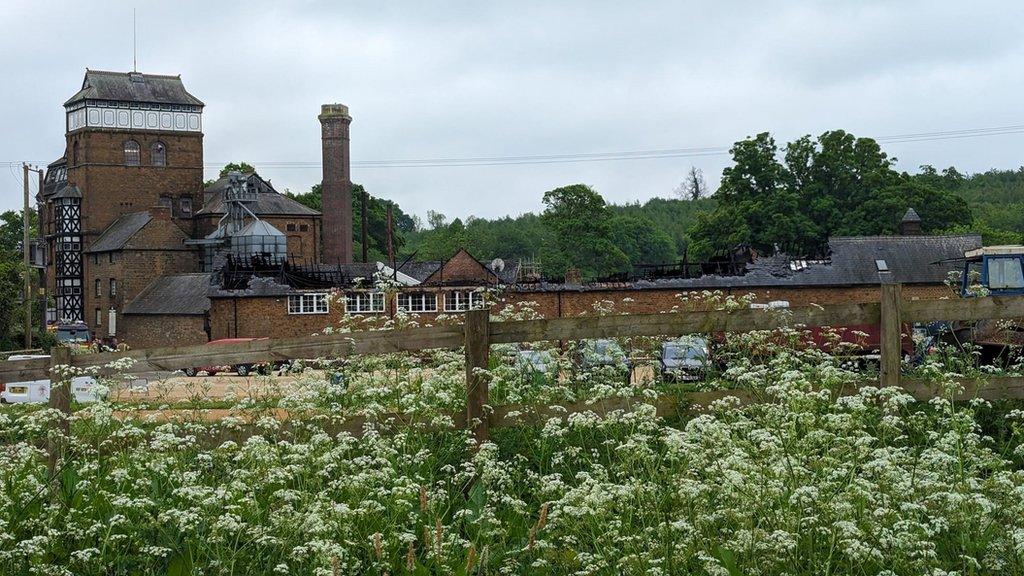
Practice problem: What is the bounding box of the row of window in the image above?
[69,140,168,167]
[286,291,486,315]
[94,278,117,298]
[90,253,119,265]
[124,140,167,166]
[157,196,193,218]
[285,223,310,232]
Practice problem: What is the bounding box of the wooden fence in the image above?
[5,283,1024,444]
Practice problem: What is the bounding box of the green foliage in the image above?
[0,209,37,255]
[913,165,1024,244]
[541,184,630,279]
[0,256,22,349]
[689,131,973,258]
[217,162,256,178]
[286,183,416,261]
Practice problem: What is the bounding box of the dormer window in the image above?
[151,142,166,167]
[124,140,140,166]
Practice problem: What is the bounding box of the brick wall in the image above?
[208,283,960,341]
[120,314,207,349]
[66,129,203,243]
[424,249,497,284]
[83,212,197,336]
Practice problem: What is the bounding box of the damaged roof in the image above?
[65,70,204,107]
[87,212,152,253]
[124,273,213,315]
[525,234,982,292]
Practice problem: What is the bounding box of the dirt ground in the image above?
[109,371,316,403]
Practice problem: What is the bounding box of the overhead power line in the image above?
[5,122,1024,172]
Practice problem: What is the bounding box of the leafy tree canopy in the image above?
[688,131,972,259]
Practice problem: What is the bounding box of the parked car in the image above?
[53,322,92,344]
[183,338,279,377]
[573,339,632,381]
[660,337,710,382]
[515,349,555,373]
[1,354,100,404]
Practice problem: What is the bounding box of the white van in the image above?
[1,354,100,404]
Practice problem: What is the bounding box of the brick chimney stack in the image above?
[319,103,353,264]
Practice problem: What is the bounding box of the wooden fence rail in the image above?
[4,283,1024,444]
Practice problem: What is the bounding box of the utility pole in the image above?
[23,164,44,349]
[22,164,32,349]
[361,188,369,263]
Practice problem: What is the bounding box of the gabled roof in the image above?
[124,273,213,315]
[198,173,319,217]
[87,211,151,253]
[64,70,204,107]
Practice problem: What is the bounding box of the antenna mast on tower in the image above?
[132,8,137,72]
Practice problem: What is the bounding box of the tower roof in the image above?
[64,70,204,107]
[901,207,922,223]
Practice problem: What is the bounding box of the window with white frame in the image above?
[397,292,438,313]
[443,290,484,312]
[287,293,329,314]
[346,292,385,314]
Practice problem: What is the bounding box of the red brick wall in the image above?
[66,129,203,243]
[82,213,197,336]
[120,314,207,349]
[424,249,496,284]
[207,283,960,341]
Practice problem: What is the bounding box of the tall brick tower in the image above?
[43,69,204,326]
[319,104,353,264]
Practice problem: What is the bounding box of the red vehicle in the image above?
[183,338,272,377]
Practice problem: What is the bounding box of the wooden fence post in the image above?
[880,283,902,388]
[465,308,491,445]
[47,346,72,475]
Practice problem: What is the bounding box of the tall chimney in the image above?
[319,103,353,264]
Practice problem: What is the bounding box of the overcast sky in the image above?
[2,1,1023,221]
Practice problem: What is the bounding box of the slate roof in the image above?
[42,157,68,199]
[902,208,922,223]
[198,173,319,217]
[398,261,443,282]
[124,273,213,315]
[86,212,151,253]
[64,70,204,107]
[521,234,982,292]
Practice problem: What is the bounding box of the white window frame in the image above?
[397,292,438,313]
[287,293,329,315]
[345,291,385,314]
[443,290,485,312]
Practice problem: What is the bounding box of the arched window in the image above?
[124,140,140,166]
[151,141,166,167]
[72,141,80,166]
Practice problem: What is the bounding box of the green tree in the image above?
[285,183,413,260]
[689,131,973,258]
[0,209,38,255]
[218,162,256,178]
[541,184,629,279]
[609,215,676,266]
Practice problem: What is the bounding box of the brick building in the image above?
[208,234,979,341]
[38,69,982,350]
[38,70,342,345]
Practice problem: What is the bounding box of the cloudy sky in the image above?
[2,1,1023,221]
